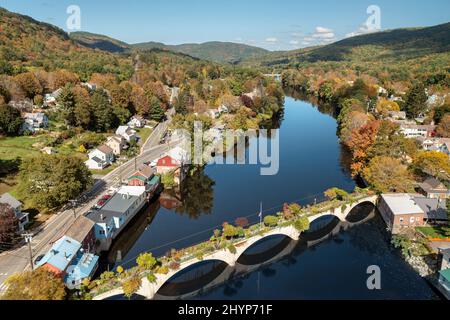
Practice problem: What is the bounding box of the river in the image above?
[102,96,438,300]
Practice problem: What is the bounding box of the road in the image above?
[0,107,179,293]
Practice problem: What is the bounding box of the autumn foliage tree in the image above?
[346,120,380,176]
[412,151,450,180]
[1,268,66,300]
[363,156,414,193]
[0,203,19,246]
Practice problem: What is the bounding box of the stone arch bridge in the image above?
[93,195,378,300]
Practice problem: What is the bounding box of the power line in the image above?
[117,191,328,267]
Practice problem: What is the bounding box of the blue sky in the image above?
[1,0,449,50]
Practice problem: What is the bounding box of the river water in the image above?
[103,96,438,300]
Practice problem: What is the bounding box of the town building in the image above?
[400,124,436,138]
[106,135,127,156]
[36,235,99,289]
[388,111,407,120]
[378,194,426,234]
[87,186,148,251]
[156,147,189,185]
[0,193,29,232]
[127,116,146,129]
[414,197,448,224]
[418,177,450,199]
[116,125,138,142]
[418,137,450,156]
[43,88,62,108]
[127,166,160,195]
[21,112,49,133]
[84,145,115,170]
[65,216,96,252]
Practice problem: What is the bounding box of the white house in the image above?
[418,138,450,156]
[116,126,138,142]
[127,116,146,129]
[0,193,29,232]
[400,124,436,139]
[106,135,127,156]
[22,112,49,133]
[85,145,115,170]
[43,88,62,107]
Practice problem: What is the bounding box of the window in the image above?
[399,218,404,224]
[410,217,415,224]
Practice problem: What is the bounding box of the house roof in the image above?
[439,268,450,282]
[129,166,154,180]
[96,145,114,155]
[65,252,99,285]
[157,155,180,168]
[65,216,95,244]
[419,178,448,193]
[87,186,146,223]
[0,193,22,209]
[381,194,424,215]
[37,236,82,272]
[414,197,448,221]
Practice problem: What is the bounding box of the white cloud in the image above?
[312,32,335,39]
[289,40,299,45]
[315,26,333,34]
[235,37,243,42]
[345,23,380,38]
[265,37,278,43]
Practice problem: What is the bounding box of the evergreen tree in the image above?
[91,89,115,132]
[58,84,77,126]
[404,82,428,118]
[148,96,165,122]
[0,104,23,136]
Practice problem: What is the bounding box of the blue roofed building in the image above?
[36,235,99,289]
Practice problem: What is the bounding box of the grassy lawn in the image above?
[137,127,153,145]
[416,226,450,239]
[0,135,47,160]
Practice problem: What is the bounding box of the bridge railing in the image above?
[90,191,375,297]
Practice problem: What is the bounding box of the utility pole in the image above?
[23,234,34,270]
[69,199,77,219]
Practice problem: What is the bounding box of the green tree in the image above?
[324,188,349,201]
[0,104,23,136]
[294,216,310,232]
[136,252,157,271]
[58,85,77,126]
[148,96,165,122]
[404,82,428,118]
[222,223,238,238]
[264,215,279,227]
[91,89,116,132]
[17,155,93,211]
[1,268,66,300]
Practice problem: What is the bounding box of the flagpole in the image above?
[259,202,263,229]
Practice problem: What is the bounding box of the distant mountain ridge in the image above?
[69,32,269,63]
[239,22,450,67]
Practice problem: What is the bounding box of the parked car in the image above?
[34,254,45,265]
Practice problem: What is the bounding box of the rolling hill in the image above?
[69,31,130,53]
[239,22,450,69]
[69,32,269,64]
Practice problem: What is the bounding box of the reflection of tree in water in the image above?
[175,169,216,219]
[259,109,285,130]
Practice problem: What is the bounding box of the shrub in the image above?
[146,273,157,283]
[227,244,237,254]
[156,266,169,275]
[294,216,310,232]
[264,215,278,227]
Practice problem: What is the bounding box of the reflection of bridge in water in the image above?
[95,197,377,300]
[154,203,376,300]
